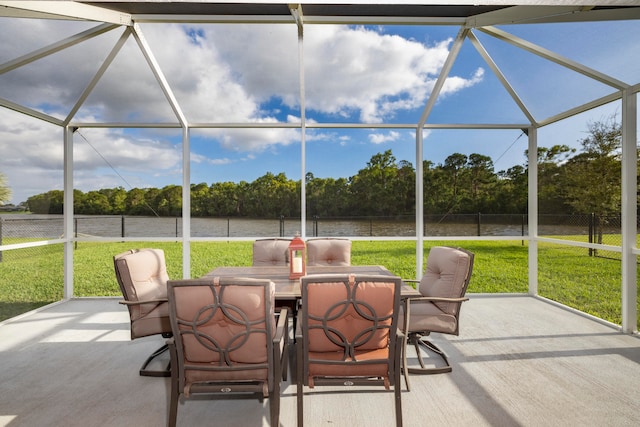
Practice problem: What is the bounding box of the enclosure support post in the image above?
[527,126,538,296]
[181,126,191,278]
[63,126,74,299]
[415,128,424,278]
[620,89,637,333]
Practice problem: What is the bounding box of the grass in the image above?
[0,239,637,327]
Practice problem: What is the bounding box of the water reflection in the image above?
[2,214,608,239]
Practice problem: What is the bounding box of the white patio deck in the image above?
[1,295,639,427]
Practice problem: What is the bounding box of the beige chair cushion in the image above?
[419,246,471,315]
[114,248,171,338]
[307,238,351,266]
[115,248,169,302]
[401,302,457,335]
[252,238,291,266]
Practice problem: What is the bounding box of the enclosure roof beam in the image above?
[478,26,630,90]
[0,1,132,25]
[0,23,120,75]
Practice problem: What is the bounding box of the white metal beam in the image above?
[65,28,130,125]
[468,30,537,125]
[0,96,64,126]
[508,6,640,24]
[182,127,191,279]
[467,5,588,27]
[131,22,188,127]
[620,89,638,333]
[0,23,119,75]
[418,26,470,127]
[479,26,630,90]
[63,125,74,299]
[527,126,538,296]
[538,91,622,127]
[0,1,132,25]
[415,128,424,279]
[292,4,307,238]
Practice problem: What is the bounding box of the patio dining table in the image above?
[204,265,420,314]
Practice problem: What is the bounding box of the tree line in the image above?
[24,117,636,219]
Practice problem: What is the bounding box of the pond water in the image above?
[0,214,602,239]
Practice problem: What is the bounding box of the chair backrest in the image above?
[252,238,291,266]
[114,248,169,320]
[167,277,277,390]
[300,274,401,383]
[306,238,351,266]
[420,246,474,316]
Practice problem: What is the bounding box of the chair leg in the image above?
[408,334,453,375]
[167,344,179,427]
[296,339,304,427]
[394,337,404,427]
[140,343,171,377]
[402,332,411,391]
[270,383,281,427]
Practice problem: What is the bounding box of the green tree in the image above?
[190,183,211,216]
[349,150,403,216]
[533,144,575,214]
[248,173,297,217]
[210,181,242,216]
[156,185,182,216]
[496,165,527,213]
[79,191,111,214]
[125,188,152,215]
[439,153,468,213]
[0,172,11,204]
[306,174,350,217]
[564,116,623,220]
[466,153,497,212]
[100,187,126,214]
[27,190,64,214]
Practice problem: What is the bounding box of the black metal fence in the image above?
[1,213,635,247]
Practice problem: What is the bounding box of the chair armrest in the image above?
[119,298,168,306]
[273,308,289,382]
[273,307,289,345]
[408,296,469,303]
[295,308,304,342]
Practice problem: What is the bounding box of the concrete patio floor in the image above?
[1,294,639,427]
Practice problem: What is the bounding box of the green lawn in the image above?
[0,240,638,328]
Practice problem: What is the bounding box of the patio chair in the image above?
[114,248,172,377]
[252,238,291,266]
[306,238,351,266]
[401,246,474,389]
[166,277,288,427]
[296,274,403,427]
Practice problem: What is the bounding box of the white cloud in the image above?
[0,19,485,203]
[303,26,457,122]
[369,130,401,144]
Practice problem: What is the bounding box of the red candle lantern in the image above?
[288,233,306,279]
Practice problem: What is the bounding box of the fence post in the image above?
[588,213,594,256]
[74,217,78,250]
[279,215,285,237]
[313,215,319,237]
[477,212,481,236]
[521,214,525,246]
[121,215,125,238]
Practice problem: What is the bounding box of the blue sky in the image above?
[0,17,638,204]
